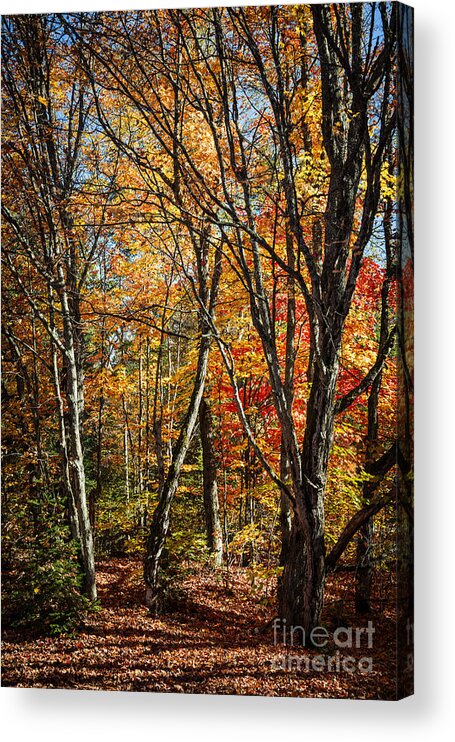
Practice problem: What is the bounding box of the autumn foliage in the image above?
[1,4,413,699]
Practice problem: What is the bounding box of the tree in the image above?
[1,14,111,599]
[199,394,223,567]
[135,4,397,634]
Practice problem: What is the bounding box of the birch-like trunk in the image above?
[59,275,97,600]
[199,395,223,567]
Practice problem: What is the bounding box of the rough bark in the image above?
[279,360,338,635]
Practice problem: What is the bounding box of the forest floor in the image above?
[1,558,399,699]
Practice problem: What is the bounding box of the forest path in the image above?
[1,558,396,698]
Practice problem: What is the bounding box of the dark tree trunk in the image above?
[278,225,295,598]
[278,360,337,638]
[279,519,325,643]
[355,370,382,614]
[355,517,374,614]
[355,191,394,613]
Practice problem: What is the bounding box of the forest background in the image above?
[2,0,414,703]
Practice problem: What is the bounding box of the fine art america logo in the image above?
[271,618,375,674]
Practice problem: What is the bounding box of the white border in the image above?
[1,0,455,739]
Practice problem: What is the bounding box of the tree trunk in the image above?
[279,519,325,638]
[66,359,97,599]
[355,371,382,614]
[144,224,222,611]
[355,517,374,614]
[59,277,97,601]
[50,335,80,541]
[144,331,212,611]
[279,507,326,641]
[91,390,104,533]
[278,360,338,639]
[278,226,295,603]
[199,395,223,567]
[66,364,97,600]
